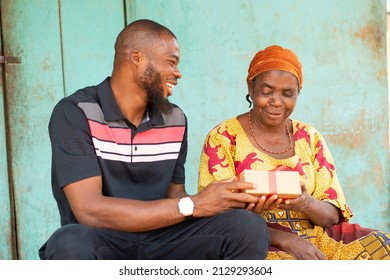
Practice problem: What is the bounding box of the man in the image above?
[38,19,270,260]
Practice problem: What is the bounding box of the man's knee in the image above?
[217,210,269,259]
[43,224,98,260]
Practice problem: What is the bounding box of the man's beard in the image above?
[141,63,173,114]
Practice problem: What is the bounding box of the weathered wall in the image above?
[0,0,388,259]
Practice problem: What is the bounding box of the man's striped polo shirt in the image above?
[49,77,187,225]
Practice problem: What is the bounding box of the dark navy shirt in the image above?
[49,77,187,226]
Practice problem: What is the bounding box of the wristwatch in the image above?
[178,197,194,219]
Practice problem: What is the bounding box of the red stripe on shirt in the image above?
[88,120,185,144]
[134,127,185,144]
[88,120,132,144]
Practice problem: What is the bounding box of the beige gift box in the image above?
[238,170,302,199]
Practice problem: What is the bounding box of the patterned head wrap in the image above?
[246,45,303,89]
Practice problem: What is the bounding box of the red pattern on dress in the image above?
[315,139,335,177]
[204,135,229,174]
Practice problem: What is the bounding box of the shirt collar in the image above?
[97,77,164,126]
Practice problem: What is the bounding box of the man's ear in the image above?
[130,50,143,65]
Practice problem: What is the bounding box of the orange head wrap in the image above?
[246,45,303,89]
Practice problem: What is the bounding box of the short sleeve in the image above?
[49,100,101,188]
[197,121,237,192]
[171,115,188,184]
[311,130,353,220]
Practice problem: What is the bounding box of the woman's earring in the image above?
[246,94,252,108]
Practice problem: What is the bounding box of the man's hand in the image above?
[192,177,260,217]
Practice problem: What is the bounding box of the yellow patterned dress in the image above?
[197,117,390,260]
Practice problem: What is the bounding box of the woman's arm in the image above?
[278,183,342,228]
[269,228,326,260]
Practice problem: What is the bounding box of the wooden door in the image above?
[0,2,13,259]
[0,0,125,259]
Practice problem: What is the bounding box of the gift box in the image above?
[238,170,302,199]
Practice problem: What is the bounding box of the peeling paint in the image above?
[354,21,385,60]
[324,108,385,148]
[377,67,387,81]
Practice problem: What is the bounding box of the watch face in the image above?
[179,197,194,216]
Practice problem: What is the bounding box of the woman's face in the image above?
[249,70,299,127]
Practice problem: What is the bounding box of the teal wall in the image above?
[0,0,388,259]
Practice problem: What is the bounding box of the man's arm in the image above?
[64,176,187,232]
[165,182,188,199]
[64,176,261,232]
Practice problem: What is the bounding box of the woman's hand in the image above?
[278,182,342,228]
[284,236,327,260]
[278,182,341,227]
[269,228,326,260]
[278,182,312,212]
[247,195,283,214]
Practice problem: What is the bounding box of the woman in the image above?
[197,45,390,260]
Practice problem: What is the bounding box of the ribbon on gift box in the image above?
[268,171,277,194]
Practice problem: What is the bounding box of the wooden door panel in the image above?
[2,0,65,260]
[1,0,125,259]
[0,3,13,259]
